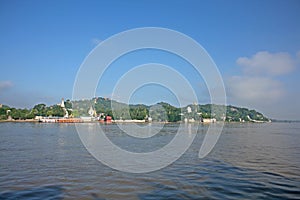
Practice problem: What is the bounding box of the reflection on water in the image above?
[0,122,299,199]
[0,185,64,200]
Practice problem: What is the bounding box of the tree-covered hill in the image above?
[73,98,270,122]
[0,97,269,122]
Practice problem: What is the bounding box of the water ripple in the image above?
[0,122,300,199]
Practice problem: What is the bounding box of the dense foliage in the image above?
[70,98,269,122]
[0,97,269,122]
[0,103,65,120]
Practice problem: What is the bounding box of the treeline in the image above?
[0,97,269,122]
[0,100,72,120]
[72,98,183,122]
[0,105,35,120]
[72,97,269,122]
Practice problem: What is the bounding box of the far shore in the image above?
[0,119,273,124]
[0,119,40,123]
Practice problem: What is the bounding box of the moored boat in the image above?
[39,117,83,123]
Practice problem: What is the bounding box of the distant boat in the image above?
[39,117,57,123]
[105,115,112,123]
[39,117,83,123]
[56,118,83,123]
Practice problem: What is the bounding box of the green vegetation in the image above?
[0,97,269,122]
[70,98,269,122]
[0,103,65,120]
[225,105,268,122]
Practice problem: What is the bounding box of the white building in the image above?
[187,106,192,113]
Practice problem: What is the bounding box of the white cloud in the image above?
[227,50,300,119]
[0,81,13,92]
[237,51,296,76]
[227,76,284,102]
[226,75,300,120]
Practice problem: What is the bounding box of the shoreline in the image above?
[0,119,40,123]
[0,119,272,124]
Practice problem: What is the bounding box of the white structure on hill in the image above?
[88,106,97,117]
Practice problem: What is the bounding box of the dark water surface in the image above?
[0,122,299,199]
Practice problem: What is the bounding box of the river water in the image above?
[0,122,299,199]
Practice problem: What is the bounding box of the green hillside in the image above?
[70,97,269,122]
[0,97,269,122]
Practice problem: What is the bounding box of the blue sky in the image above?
[0,0,299,120]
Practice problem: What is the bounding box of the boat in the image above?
[39,117,83,123]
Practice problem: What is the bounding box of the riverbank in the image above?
[0,119,39,123]
[0,119,272,124]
